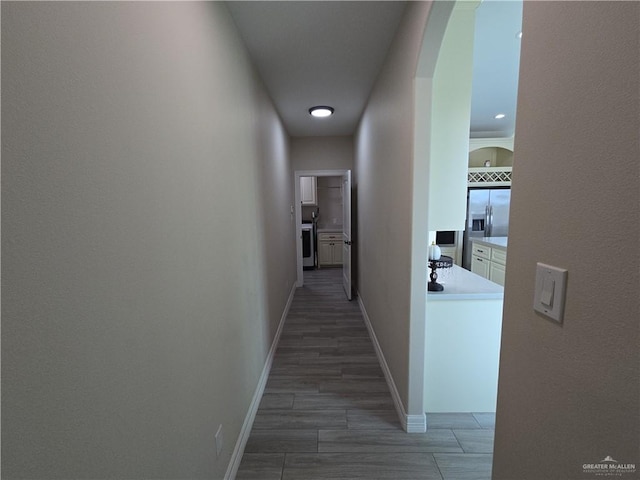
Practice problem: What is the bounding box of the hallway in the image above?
[236,269,494,480]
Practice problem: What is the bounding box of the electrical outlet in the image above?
[215,425,223,457]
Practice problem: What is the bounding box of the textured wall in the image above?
[492,2,639,478]
[1,2,295,478]
[291,136,354,172]
[354,1,430,415]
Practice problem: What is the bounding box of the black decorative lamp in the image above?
[428,242,453,292]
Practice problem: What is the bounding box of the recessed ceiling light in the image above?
[495,113,506,119]
[309,106,334,118]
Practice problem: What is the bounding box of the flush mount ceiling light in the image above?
[495,113,506,119]
[309,106,334,118]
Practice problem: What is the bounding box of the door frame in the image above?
[294,169,351,287]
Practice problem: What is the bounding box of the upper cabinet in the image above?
[300,176,317,205]
[468,138,514,188]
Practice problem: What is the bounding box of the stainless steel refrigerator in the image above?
[462,188,511,270]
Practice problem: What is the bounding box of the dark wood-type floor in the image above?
[236,268,494,480]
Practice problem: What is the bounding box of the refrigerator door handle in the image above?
[488,205,494,237]
[485,205,490,237]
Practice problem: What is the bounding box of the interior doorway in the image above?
[294,169,352,299]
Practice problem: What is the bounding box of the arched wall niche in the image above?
[469,137,514,168]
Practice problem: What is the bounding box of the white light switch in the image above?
[540,277,555,307]
[534,263,567,323]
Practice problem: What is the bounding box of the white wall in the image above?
[492,2,639,478]
[425,298,503,412]
[354,1,431,419]
[1,3,295,479]
[314,176,344,229]
[291,136,354,171]
[427,2,477,232]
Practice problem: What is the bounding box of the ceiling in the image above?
[470,0,523,138]
[227,1,407,137]
[227,1,522,138]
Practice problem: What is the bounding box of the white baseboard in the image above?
[224,283,297,480]
[405,412,427,433]
[357,293,426,433]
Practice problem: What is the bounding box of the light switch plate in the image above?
[533,263,568,323]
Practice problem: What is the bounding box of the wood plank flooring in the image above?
[236,268,494,480]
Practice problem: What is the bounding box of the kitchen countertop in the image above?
[427,264,504,300]
[472,236,508,249]
[317,227,343,233]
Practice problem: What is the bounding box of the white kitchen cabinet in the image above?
[491,247,506,264]
[300,176,317,206]
[472,243,491,260]
[471,254,490,279]
[333,241,343,264]
[318,232,342,266]
[317,242,332,266]
[489,246,507,286]
[471,239,507,285]
[489,262,506,286]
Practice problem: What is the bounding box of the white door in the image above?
[342,171,352,300]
